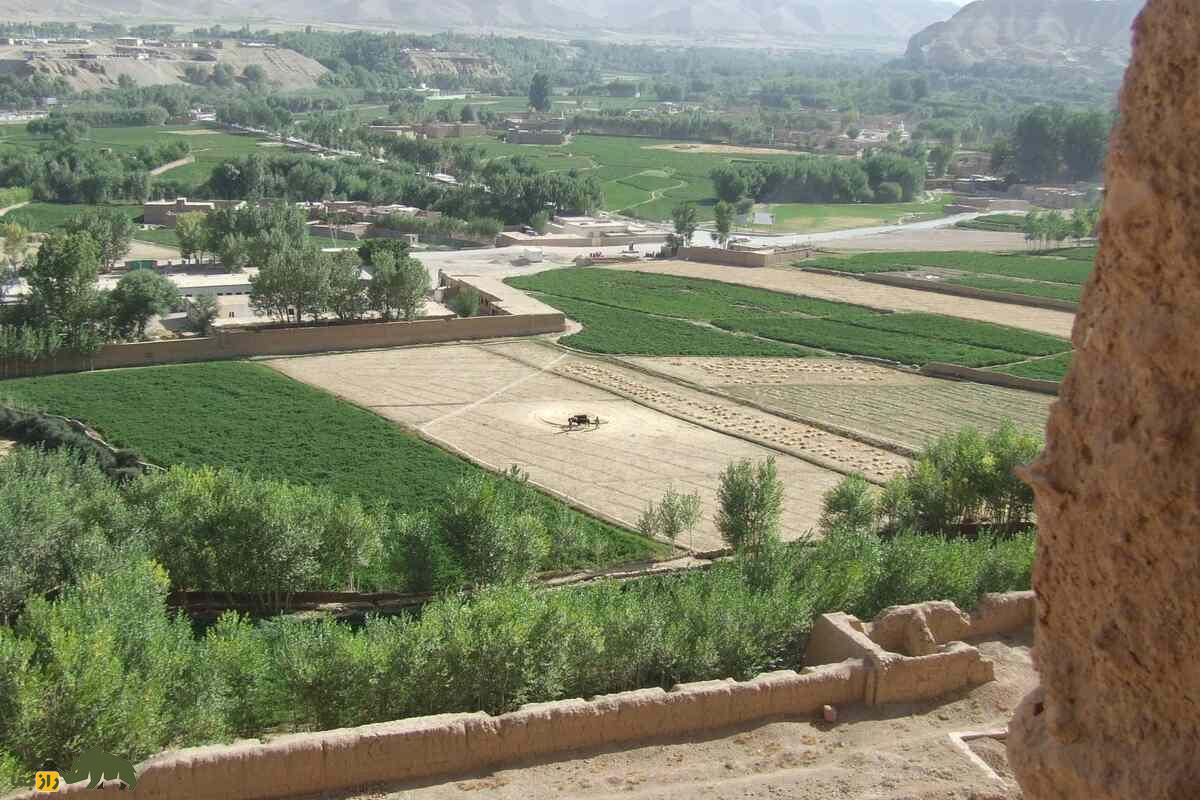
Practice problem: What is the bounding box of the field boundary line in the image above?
[419,348,569,431]
[543,339,920,458]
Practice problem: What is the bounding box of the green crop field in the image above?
[712,316,1024,367]
[804,250,1095,285]
[756,197,949,233]
[2,361,661,563]
[527,294,807,356]
[508,268,1071,368]
[1,202,142,232]
[842,312,1070,356]
[955,213,1026,232]
[946,274,1083,303]
[1043,245,1099,261]
[507,268,875,321]
[992,352,1074,382]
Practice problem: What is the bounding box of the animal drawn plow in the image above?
[539,412,608,433]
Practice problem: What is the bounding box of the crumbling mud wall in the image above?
[1007,2,1200,798]
[2,594,1033,800]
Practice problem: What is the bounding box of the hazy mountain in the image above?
[0,0,960,45]
[906,0,1143,71]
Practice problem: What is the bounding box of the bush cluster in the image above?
[0,525,1032,789]
[0,406,143,482]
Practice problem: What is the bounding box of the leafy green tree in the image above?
[1013,105,1066,182]
[174,212,208,264]
[637,486,702,550]
[529,72,552,112]
[1062,110,1110,181]
[436,470,549,586]
[63,208,135,271]
[928,144,954,178]
[716,457,784,553]
[325,250,367,321]
[249,244,331,323]
[713,200,734,248]
[672,202,699,247]
[819,474,876,534]
[459,104,477,123]
[187,294,218,334]
[449,286,481,318]
[241,64,267,89]
[106,269,182,340]
[21,231,101,340]
[366,250,430,321]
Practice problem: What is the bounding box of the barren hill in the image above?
[0,0,960,47]
[906,0,1143,72]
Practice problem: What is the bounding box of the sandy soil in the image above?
[642,142,800,156]
[326,632,1033,800]
[827,227,1029,252]
[266,340,872,550]
[126,240,182,260]
[606,260,1075,338]
[630,357,1055,451]
[0,439,15,460]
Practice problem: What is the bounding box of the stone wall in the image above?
[1007,2,1200,798]
[919,362,1060,396]
[678,246,813,268]
[2,314,566,378]
[3,594,1033,800]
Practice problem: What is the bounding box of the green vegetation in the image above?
[511,268,1071,367]
[757,197,947,233]
[946,274,1083,303]
[0,203,141,233]
[531,295,804,357]
[0,362,657,566]
[713,317,1020,367]
[955,213,1026,232]
[992,353,1073,382]
[804,249,1094,285]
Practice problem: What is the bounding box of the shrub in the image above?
[716,457,784,552]
[874,181,903,203]
[124,466,385,593]
[0,405,144,482]
[0,448,135,620]
[637,486,702,548]
[449,286,481,318]
[819,473,876,534]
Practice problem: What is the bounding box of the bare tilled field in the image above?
[267,341,876,551]
[630,357,1054,451]
[607,260,1075,338]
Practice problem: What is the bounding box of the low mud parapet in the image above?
[5,592,1033,800]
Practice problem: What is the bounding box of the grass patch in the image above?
[2,361,661,564]
[804,250,1094,285]
[946,275,1083,303]
[712,316,1022,367]
[132,227,182,248]
[758,197,949,234]
[2,202,141,232]
[843,312,1071,357]
[992,352,1073,382]
[955,213,1026,232]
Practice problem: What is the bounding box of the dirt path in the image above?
[0,438,15,460]
[148,154,196,176]
[326,632,1033,800]
[605,260,1075,338]
[619,176,688,212]
[0,200,29,217]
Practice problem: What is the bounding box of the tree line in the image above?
[710,150,927,205]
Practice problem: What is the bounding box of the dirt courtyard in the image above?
[600,260,1075,338]
[325,631,1033,800]
[267,341,907,551]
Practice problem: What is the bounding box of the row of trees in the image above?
[710,151,926,206]
[1022,208,1098,249]
[991,106,1113,184]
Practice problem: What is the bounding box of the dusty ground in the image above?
[126,240,181,261]
[827,227,1028,252]
[266,340,900,550]
[642,142,803,156]
[628,357,1055,451]
[325,631,1032,800]
[0,438,15,460]
[604,260,1075,338]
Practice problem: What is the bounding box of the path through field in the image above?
[602,260,1076,338]
[267,340,908,551]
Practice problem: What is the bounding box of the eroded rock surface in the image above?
[1008,2,1200,797]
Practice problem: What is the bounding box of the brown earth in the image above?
[320,632,1034,800]
[266,340,907,550]
[605,260,1075,338]
[625,357,1055,451]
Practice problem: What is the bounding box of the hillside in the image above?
[906,0,1143,72]
[0,40,329,91]
[0,0,960,47]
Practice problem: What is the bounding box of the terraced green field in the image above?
[946,275,1083,303]
[992,352,1074,382]
[508,268,1073,368]
[3,361,660,563]
[955,213,1026,232]
[805,250,1094,285]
